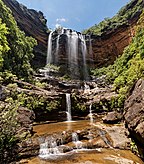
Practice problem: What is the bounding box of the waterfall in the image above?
[55,34,60,64]
[39,136,63,159]
[80,35,89,80]
[66,30,79,77]
[66,93,72,122]
[72,132,83,149]
[46,31,53,65]
[89,104,94,125]
[89,35,93,57]
[46,28,89,80]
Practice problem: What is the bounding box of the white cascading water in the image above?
[80,34,89,80]
[39,137,63,159]
[66,93,72,122]
[55,34,60,64]
[89,35,93,57]
[46,31,53,64]
[89,104,94,125]
[72,132,83,150]
[66,30,79,77]
[46,28,90,80]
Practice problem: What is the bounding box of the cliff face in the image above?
[89,18,137,68]
[3,0,143,71]
[3,0,48,68]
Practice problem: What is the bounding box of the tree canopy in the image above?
[0,0,37,81]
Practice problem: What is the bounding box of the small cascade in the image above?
[84,82,90,93]
[39,136,63,159]
[66,93,72,122]
[46,31,53,64]
[89,104,94,125]
[72,132,83,150]
[98,130,113,148]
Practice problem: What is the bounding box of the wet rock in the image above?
[88,138,108,148]
[94,123,131,150]
[124,79,144,158]
[102,111,123,124]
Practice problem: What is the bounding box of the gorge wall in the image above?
[3,0,48,68]
[3,0,143,70]
[89,19,137,68]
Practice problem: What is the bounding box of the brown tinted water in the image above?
[28,121,143,164]
[26,149,143,164]
[33,120,91,136]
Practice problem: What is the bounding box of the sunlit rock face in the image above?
[3,0,48,68]
[3,0,143,74]
[124,79,144,159]
[88,16,140,68]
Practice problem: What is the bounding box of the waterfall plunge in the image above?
[72,132,83,150]
[66,93,72,122]
[46,31,53,65]
[89,104,94,125]
[39,137,63,160]
[46,28,90,80]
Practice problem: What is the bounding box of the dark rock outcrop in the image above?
[124,79,144,159]
[103,111,123,124]
[3,0,48,68]
[17,107,35,138]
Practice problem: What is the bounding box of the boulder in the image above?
[103,111,123,124]
[124,79,144,158]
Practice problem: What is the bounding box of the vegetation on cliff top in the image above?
[0,0,37,81]
[92,10,144,102]
[83,0,143,35]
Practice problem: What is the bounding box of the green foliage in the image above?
[83,0,143,35]
[45,64,60,73]
[0,102,20,163]
[4,83,61,113]
[0,18,9,70]
[0,0,37,81]
[91,11,144,108]
[71,93,87,112]
[0,71,17,84]
[35,81,47,89]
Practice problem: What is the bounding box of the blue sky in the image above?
[17,0,130,32]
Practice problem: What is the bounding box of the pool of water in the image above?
[33,120,91,136]
[25,148,143,164]
[27,120,143,164]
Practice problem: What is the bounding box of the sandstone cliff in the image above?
[124,79,144,159]
[89,21,137,67]
[3,0,48,68]
[3,0,143,70]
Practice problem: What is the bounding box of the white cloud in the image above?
[56,18,67,23]
[55,23,62,28]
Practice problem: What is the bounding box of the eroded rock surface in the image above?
[124,79,144,158]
